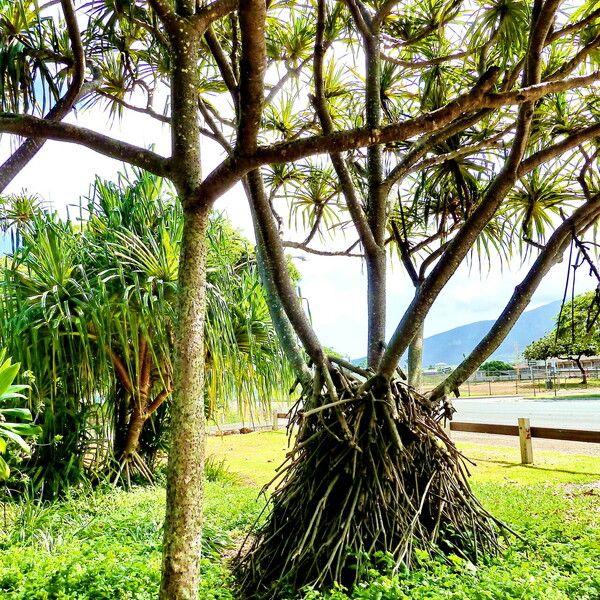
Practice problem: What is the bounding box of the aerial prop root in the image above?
[111,451,155,487]
[234,367,509,597]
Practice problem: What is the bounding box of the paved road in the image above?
[453,396,600,430]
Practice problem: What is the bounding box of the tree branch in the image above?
[197,67,502,204]
[311,0,378,257]
[430,198,600,401]
[283,239,363,257]
[344,0,372,39]
[418,238,454,280]
[0,114,172,177]
[409,221,461,255]
[405,126,510,177]
[381,110,493,196]
[147,386,172,416]
[519,123,600,176]
[148,0,176,22]
[548,7,600,43]
[246,169,325,365]
[97,91,171,123]
[381,48,470,69]
[108,347,134,395]
[198,98,233,153]
[550,33,600,79]
[265,54,314,106]
[237,0,266,156]
[204,27,238,100]
[193,0,238,28]
[198,67,600,205]
[0,0,86,193]
[247,178,312,383]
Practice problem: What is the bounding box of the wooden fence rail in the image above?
[273,412,600,465]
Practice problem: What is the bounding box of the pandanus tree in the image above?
[2,0,600,596]
[0,170,290,491]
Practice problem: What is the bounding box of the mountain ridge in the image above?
[353,300,561,367]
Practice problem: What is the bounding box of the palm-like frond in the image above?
[0,169,293,493]
[505,170,579,255]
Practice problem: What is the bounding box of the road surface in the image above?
[453,396,600,430]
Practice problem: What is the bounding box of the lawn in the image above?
[207,430,600,487]
[0,432,598,599]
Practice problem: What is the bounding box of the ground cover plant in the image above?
[0,481,260,600]
[0,432,598,599]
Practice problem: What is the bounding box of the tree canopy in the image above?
[524,290,600,382]
[481,360,514,372]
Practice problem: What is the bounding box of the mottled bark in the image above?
[160,205,210,600]
[160,21,208,599]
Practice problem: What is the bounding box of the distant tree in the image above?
[524,291,600,384]
[480,360,514,373]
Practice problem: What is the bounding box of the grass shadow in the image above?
[480,458,600,478]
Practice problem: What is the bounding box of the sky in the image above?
[1,107,597,360]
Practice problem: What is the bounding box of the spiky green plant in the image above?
[0,348,40,480]
[0,170,292,494]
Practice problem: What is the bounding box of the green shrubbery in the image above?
[0,477,598,599]
[0,481,261,599]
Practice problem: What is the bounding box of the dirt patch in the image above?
[560,480,600,496]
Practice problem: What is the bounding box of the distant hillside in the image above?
[418,300,561,366]
[353,300,561,367]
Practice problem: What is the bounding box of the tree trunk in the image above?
[243,173,312,384]
[364,32,386,370]
[573,356,587,384]
[407,322,424,392]
[160,205,210,600]
[113,384,130,457]
[158,17,208,597]
[121,404,146,459]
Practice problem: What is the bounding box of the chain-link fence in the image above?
[423,366,600,397]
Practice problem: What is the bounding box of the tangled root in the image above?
[235,366,506,598]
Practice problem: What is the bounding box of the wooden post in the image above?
[518,417,533,464]
[272,410,279,431]
[443,419,451,437]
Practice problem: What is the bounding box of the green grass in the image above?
[207,430,290,486]
[0,432,598,598]
[0,482,262,599]
[457,442,600,484]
